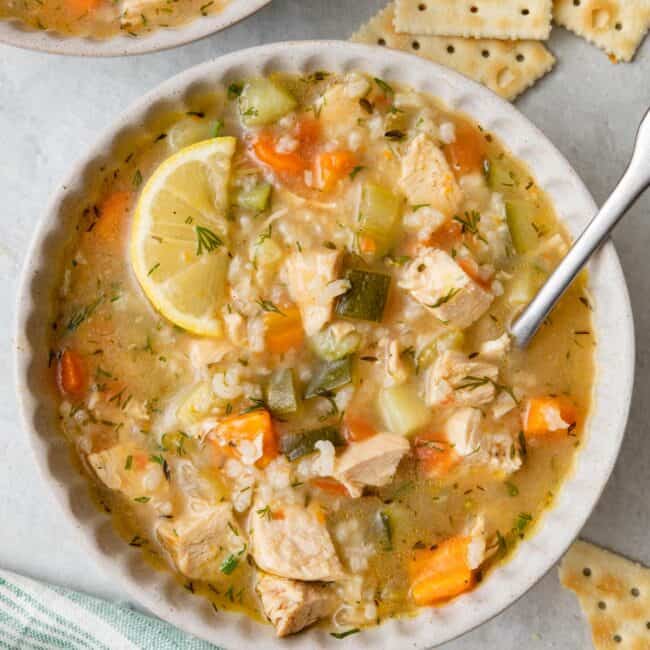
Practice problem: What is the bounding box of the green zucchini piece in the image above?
[266,368,298,416]
[239,78,297,126]
[279,426,346,461]
[304,357,352,399]
[309,324,361,361]
[357,183,402,258]
[378,384,431,436]
[235,183,272,212]
[417,329,464,369]
[506,200,539,254]
[336,269,391,322]
[487,158,516,193]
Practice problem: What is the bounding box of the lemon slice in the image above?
[130,137,236,336]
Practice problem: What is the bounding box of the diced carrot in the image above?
[211,409,278,468]
[343,414,376,442]
[253,134,306,175]
[295,117,321,148]
[523,396,578,438]
[57,349,86,397]
[457,257,491,290]
[427,220,463,250]
[443,123,487,177]
[264,306,304,354]
[93,191,132,242]
[64,0,100,16]
[310,477,350,497]
[316,150,356,190]
[358,234,377,256]
[413,433,460,478]
[134,452,149,471]
[408,535,475,605]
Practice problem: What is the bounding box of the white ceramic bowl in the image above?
[0,0,270,56]
[15,41,635,649]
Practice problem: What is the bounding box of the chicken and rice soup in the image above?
[0,0,228,39]
[51,71,595,637]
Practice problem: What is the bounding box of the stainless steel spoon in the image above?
[510,108,650,348]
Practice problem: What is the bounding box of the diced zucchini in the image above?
[506,200,539,254]
[336,269,391,322]
[486,158,516,193]
[279,426,346,461]
[309,324,361,361]
[176,382,216,425]
[357,183,402,258]
[304,357,352,399]
[167,116,216,152]
[417,329,464,369]
[507,263,548,306]
[239,79,297,126]
[378,384,431,436]
[234,183,272,212]
[266,368,299,416]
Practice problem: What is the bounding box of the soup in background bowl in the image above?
[15,43,634,649]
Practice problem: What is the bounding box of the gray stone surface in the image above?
[0,1,648,647]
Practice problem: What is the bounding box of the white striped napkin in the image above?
[0,568,222,650]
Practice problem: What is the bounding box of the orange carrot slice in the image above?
[523,396,578,438]
[211,409,277,468]
[253,135,305,175]
[444,123,487,177]
[413,433,460,478]
[57,349,86,397]
[310,477,350,497]
[409,535,475,605]
[316,150,356,190]
[264,306,304,354]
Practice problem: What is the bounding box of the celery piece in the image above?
[378,384,431,436]
[357,183,402,258]
[506,200,540,254]
[336,269,391,322]
[279,426,346,461]
[417,329,464,369]
[235,183,272,212]
[239,78,297,126]
[309,324,361,361]
[304,357,352,399]
[266,368,299,416]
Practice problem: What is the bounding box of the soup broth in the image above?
[50,71,595,637]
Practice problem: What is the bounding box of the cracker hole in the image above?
[418,3,426,10]
[598,601,607,610]
[615,22,623,30]
[582,567,592,577]
[516,53,525,62]
[573,0,580,5]
[412,41,420,50]
[613,635,622,644]
[377,38,386,46]
[447,45,455,54]
[482,50,490,58]
[521,8,530,15]
[470,5,479,13]
[646,621,650,630]
[631,587,640,597]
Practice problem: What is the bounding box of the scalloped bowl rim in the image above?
[14,41,635,649]
[0,0,270,56]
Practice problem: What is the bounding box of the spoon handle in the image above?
[510,108,650,348]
